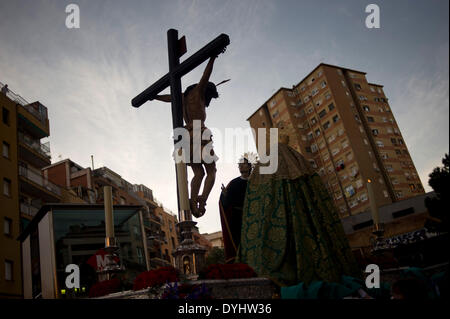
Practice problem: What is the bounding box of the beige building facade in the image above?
[248,63,425,220]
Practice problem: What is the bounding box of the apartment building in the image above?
[1,82,64,298]
[248,63,425,220]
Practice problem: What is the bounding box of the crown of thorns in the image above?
[238,153,258,166]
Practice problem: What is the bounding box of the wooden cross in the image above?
[131,29,230,216]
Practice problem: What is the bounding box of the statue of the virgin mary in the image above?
[237,131,360,287]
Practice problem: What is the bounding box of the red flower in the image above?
[199,263,257,280]
[89,278,121,298]
[133,266,179,290]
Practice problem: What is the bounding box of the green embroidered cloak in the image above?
[237,143,360,286]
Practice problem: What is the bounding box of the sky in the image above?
[0,0,448,234]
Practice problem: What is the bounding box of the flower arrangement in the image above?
[161,282,213,299]
[88,278,121,298]
[198,263,257,280]
[132,266,179,291]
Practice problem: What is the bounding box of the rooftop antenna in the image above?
[91,155,94,170]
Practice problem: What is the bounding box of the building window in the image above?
[391,138,397,145]
[337,69,343,76]
[370,87,375,92]
[2,142,10,158]
[341,80,346,87]
[332,115,339,123]
[307,132,313,140]
[398,139,404,145]
[328,103,335,111]
[272,110,279,118]
[359,95,368,101]
[315,129,321,136]
[359,193,368,202]
[383,190,389,198]
[311,144,318,153]
[320,81,327,88]
[376,140,384,147]
[341,139,349,149]
[386,165,393,172]
[328,134,336,143]
[381,153,388,159]
[363,105,370,112]
[311,117,317,125]
[311,88,319,96]
[318,109,327,118]
[396,191,404,198]
[387,127,393,134]
[323,121,330,130]
[318,70,323,77]
[363,139,369,145]
[2,108,10,126]
[367,116,375,123]
[355,179,363,188]
[3,178,11,197]
[332,148,340,156]
[345,185,356,197]
[4,218,12,236]
[338,128,345,136]
[5,260,13,281]
[325,92,331,100]
[354,83,362,90]
[346,152,353,161]
[305,146,312,153]
[372,129,379,136]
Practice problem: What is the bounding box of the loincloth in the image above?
[184,125,217,166]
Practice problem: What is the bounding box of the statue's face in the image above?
[238,162,252,175]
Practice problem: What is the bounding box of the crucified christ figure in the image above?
[155,54,225,218]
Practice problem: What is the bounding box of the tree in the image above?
[425,153,449,232]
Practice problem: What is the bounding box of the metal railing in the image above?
[18,132,51,159]
[1,81,48,124]
[18,166,61,196]
[20,202,40,217]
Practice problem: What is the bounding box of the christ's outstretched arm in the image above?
[154,94,171,102]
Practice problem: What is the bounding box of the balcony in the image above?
[18,132,51,168]
[20,202,40,218]
[1,81,49,137]
[18,132,50,158]
[19,166,61,201]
